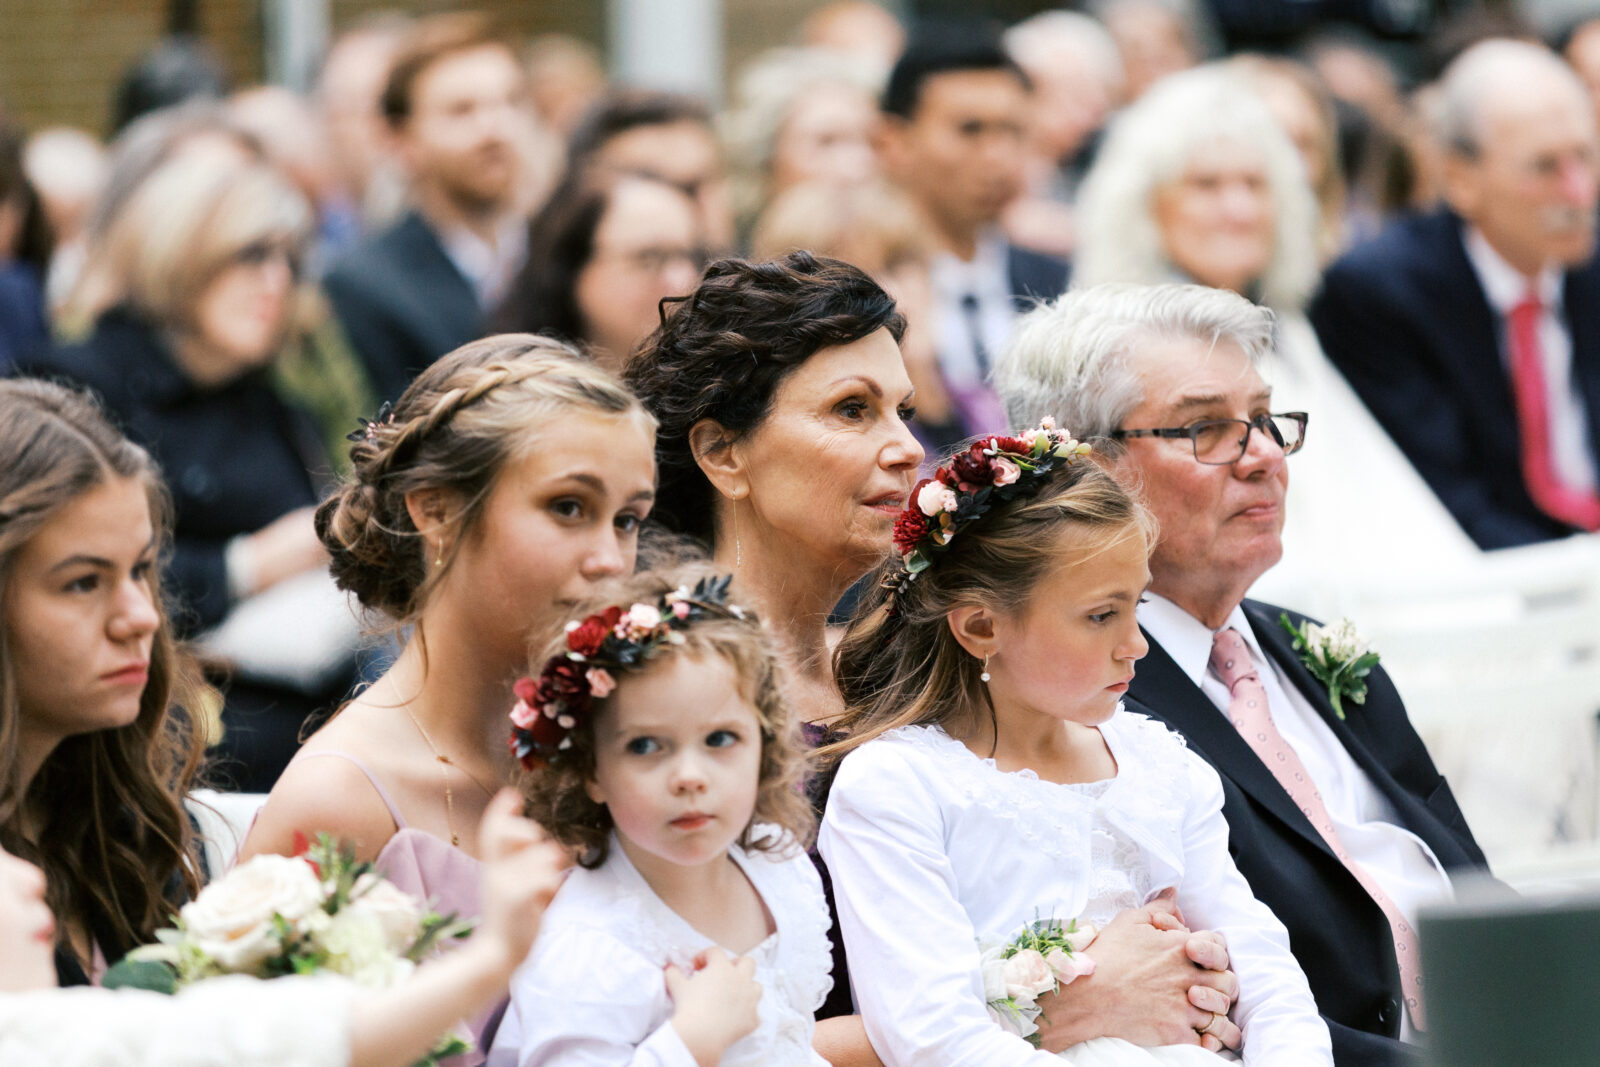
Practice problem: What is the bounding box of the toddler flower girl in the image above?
[489,570,832,1067]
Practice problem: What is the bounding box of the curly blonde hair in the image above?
[517,566,814,868]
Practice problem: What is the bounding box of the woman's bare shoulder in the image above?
[239,707,401,863]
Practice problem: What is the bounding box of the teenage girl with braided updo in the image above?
[242,334,656,1058]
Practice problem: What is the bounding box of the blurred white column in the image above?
[608,0,723,104]
[262,0,330,92]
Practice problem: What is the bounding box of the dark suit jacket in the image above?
[1007,243,1070,312]
[323,211,483,403]
[1127,600,1490,1067]
[1309,208,1600,549]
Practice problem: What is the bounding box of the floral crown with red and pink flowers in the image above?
[509,574,746,769]
[892,417,1093,578]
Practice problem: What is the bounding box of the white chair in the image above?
[1326,536,1600,879]
[187,789,270,876]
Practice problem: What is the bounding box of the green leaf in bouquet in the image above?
[101,957,179,994]
[412,1031,473,1067]
[405,911,475,963]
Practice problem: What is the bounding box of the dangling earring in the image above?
[980,653,992,683]
[435,541,444,567]
[731,494,743,568]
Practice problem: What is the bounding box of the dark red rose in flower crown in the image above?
[893,508,930,555]
[992,435,1034,455]
[533,658,590,714]
[950,442,994,487]
[565,605,622,656]
[524,707,568,749]
[511,705,573,769]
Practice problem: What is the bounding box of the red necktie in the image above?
[1210,628,1427,1031]
[1508,293,1600,530]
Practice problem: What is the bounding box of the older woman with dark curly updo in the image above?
[627,251,922,728]
[626,251,921,1066]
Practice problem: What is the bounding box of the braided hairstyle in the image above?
[316,334,655,624]
[624,250,905,547]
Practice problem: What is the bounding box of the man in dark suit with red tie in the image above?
[1311,39,1600,550]
[995,283,1492,1066]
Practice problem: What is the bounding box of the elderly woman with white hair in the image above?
[1071,63,1480,603]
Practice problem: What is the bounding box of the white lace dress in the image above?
[487,826,831,1067]
[0,974,355,1067]
[819,713,1333,1067]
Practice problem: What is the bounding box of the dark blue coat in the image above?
[1309,208,1600,549]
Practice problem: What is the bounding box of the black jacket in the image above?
[323,210,483,403]
[1127,599,1490,1067]
[1309,208,1600,549]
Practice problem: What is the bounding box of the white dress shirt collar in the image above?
[1137,592,1261,686]
[1463,225,1562,313]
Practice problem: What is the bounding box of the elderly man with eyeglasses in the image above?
[994,283,1491,1067]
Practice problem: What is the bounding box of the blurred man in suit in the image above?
[879,24,1069,442]
[1311,39,1600,549]
[324,13,527,401]
[997,283,1491,1066]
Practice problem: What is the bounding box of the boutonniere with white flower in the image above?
[1278,614,1380,720]
[103,833,473,1067]
[980,916,1098,1045]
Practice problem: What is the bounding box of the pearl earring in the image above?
[980,653,991,684]
[435,541,444,567]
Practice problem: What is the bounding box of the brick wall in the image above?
[0,0,604,136]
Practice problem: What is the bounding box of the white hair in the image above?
[1436,38,1592,159]
[1005,11,1125,98]
[1073,62,1320,312]
[993,282,1275,442]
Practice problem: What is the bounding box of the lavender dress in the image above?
[288,751,489,1064]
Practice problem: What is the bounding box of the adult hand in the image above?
[240,506,328,595]
[1031,899,1240,1053]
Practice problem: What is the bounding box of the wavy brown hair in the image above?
[820,456,1155,764]
[0,378,207,970]
[315,333,654,627]
[518,566,814,868]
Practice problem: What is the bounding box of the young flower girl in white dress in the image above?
[818,425,1333,1066]
[489,570,832,1067]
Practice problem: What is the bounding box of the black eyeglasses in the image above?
[1110,412,1308,465]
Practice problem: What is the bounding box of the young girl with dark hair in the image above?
[819,425,1333,1066]
[491,567,830,1067]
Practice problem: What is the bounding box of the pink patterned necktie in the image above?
[1209,627,1427,1031]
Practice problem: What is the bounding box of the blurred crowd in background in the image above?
[4,0,1600,874]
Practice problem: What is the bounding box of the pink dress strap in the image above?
[288,749,408,830]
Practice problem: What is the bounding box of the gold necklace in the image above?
[404,708,496,847]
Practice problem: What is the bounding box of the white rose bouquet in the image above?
[103,834,473,1067]
[980,916,1099,1046]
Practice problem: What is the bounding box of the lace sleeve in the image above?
[0,975,355,1067]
